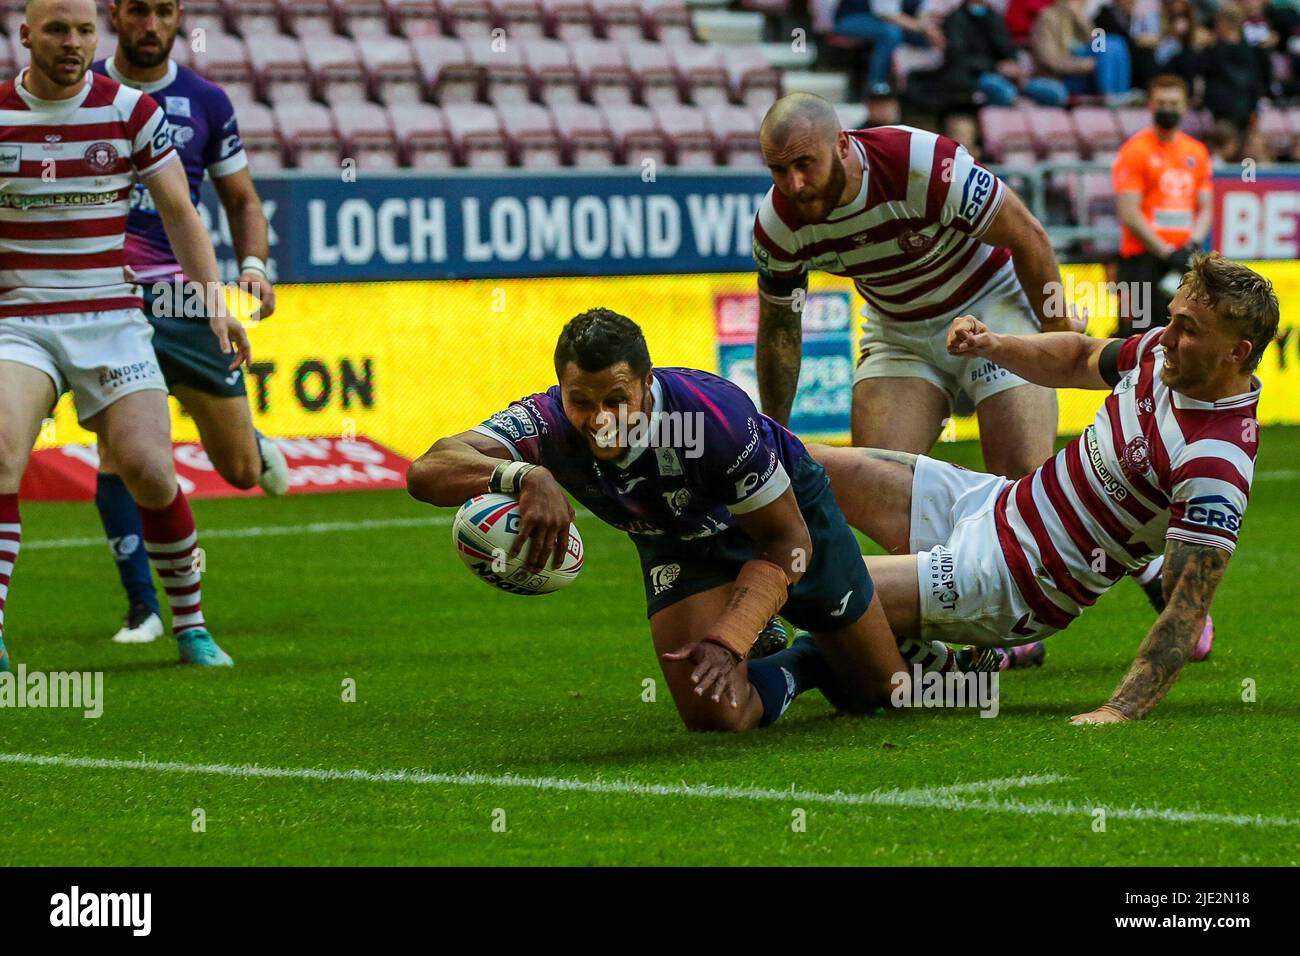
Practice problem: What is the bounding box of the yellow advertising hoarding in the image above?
[39,263,1300,461]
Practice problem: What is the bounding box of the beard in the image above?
[121,32,175,69]
[32,48,89,88]
[792,152,847,224]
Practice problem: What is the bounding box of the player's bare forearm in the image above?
[1104,542,1229,720]
[146,161,222,298]
[215,170,277,319]
[756,294,802,425]
[980,189,1079,332]
[949,320,1111,390]
[407,433,514,507]
[731,485,811,587]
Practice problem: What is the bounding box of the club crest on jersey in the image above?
[165,95,192,118]
[655,447,683,476]
[897,228,934,254]
[649,563,681,595]
[662,488,691,516]
[1120,436,1151,480]
[83,141,120,172]
[170,125,195,147]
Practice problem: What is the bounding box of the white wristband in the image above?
[240,256,269,279]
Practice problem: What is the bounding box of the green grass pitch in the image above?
[4,429,1299,866]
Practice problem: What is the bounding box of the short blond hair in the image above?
[1180,252,1280,373]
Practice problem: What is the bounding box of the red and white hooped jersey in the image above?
[752,125,1012,323]
[0,69,176,318]
[997,327,1260,630]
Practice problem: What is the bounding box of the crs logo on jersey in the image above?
[1184,495,1242,533]
[959,166,994,221]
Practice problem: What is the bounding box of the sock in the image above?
[747,639,831,727]
[0,493,19,645]
[897,637,956,674]
[254,429,268,472]
[139,489,205,636]
[1133,556,1166,613]
[95,473,160,615]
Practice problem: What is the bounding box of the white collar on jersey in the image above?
[609,375,665,471]
[1170,375,1262,411]
[14,68,93,112]
[105,56,177,94]
[825,137,871,223]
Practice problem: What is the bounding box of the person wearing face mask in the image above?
[1111,73,1212,337]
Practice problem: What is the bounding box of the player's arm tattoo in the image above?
[1106,541,1229,720]
[755,294,803,426]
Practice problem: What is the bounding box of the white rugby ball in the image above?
[452,493,583,595]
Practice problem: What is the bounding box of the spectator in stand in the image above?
[943,0,1071,105]
[1031,0,1134,98]
[1239,126,1276,165]
[864,83,903,125]
[1096,0,1164,89]
[1197,3,1266,132]
[943,112,982,159]
[1111,74,1213,334]
[1240,0,1281,94]
[832,0,945,89]
[1153,0,1214,83]
[1006,0,1055,43]
[1206,117,1244,165]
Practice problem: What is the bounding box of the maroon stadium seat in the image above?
[273,101,339,168]
[411,34,481,102]
[890,44,943,92]
[550,102,615,166]
[230,102,281,170]
[305,36,368,104]
[538,0,599,39]
[621,40,678,106]
[337,0,394,38]
[388,102,455,167]
[1027,106,1080,158]
[602,102,668,165]
[651,102,715,166]
[570,38,634,106]
[180,0,229,35]
[498,0,547,39]
[740,0,790,14]
[1115,107,1148,140]
[979,106,1035,162]
[185,31,249,86]
[359,36,423,104]
[496,102,565,167]
[593,0,646,42]
[1256,106,1292,156]
[1070,106,1123,156]
[442,102,510,166]
[334,101,402,170]
[642,0,694,44]
[666,43,729,108]
[388,0,443,38]
[248,34,312,104]
[227,0,282,38]
[284,0,338,36]
[441,0,497,39]
[466,36,529,103]
[723,44,780,109]
[521,38,581,105]
[705,102,762,167]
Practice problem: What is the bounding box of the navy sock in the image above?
[95,473,159,614]
[747,639,829,727]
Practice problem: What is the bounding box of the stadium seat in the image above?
[602,102,669,165]
[550,101,615,166]
[1027,106,1080,159]
[304,35,368,104]
[185,30,249,85]
[642,0,694,44]
[388,0,443,38]
[334,101,402,170]
[1070,106,1123,156]
[538,0,599,40]
[248,34,312,104]
[1115,107,1148,140]
[621,40,678,106]
[411,35,481,103]
[723,44,781,109]
[226,82,260,110]
[273,101,339,168]
[651,102,715,166]
[360,36,423,104]
[570,38,635,106]
[740,0,790,14]
[498,0,547,39]
[593,0,646,42]
[666,43,729,108]
[496,102,564,167]
[284,0,338,36]
[466,37,530,104]
[388,102,455,167]
[891,44,943,92]
[705,102,762,166]
[442,101,510,166]
[442,0,497,39]
[521,38,581,105]
[227,0,282,39]
[1256,106,1293,156]
[0,42,15,83]
[337,0,393,38]
[979,106,1036,162]
[180,0,229,36]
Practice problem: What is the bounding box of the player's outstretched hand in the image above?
[1070,704,1132,726]
[661,641,744,708]
[211,312,252,370]
[947,315,995,357]
[510,467,575,574]
[240,272,277,321]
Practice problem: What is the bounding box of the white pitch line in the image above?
[1,753,1294,829]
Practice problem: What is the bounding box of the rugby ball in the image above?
[452,493,583,595]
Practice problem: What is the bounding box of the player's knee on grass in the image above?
[661,665,760,733]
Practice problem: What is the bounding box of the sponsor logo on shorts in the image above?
[928,544,959,612]
[1085,427,1128,501]
[650,563,680,595]
[969,359,1009,385]
[83,141,120,173]
[98,360,160,389]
